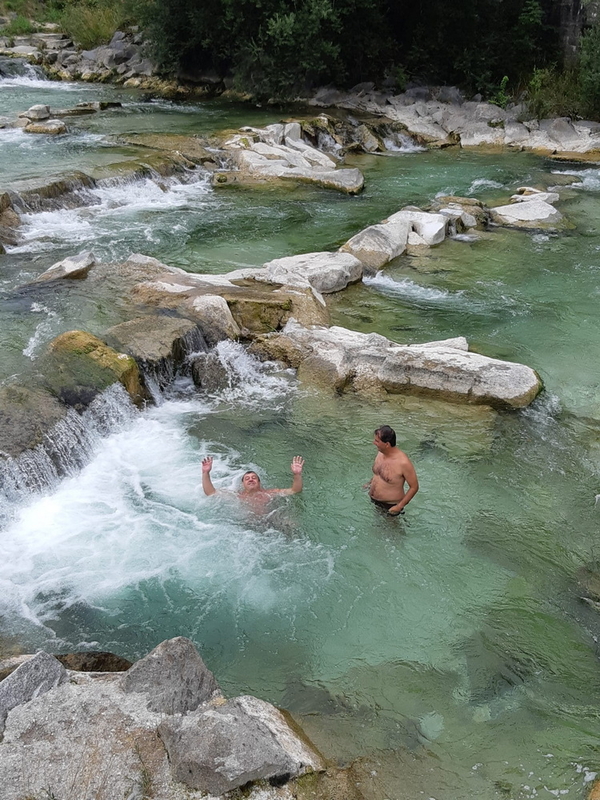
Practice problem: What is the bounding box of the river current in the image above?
[1,66,600,800]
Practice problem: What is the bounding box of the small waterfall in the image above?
[382,131,426,153]
[316,131,343,157]
[0,383,138,521]
[0,57,47,80]
[140,325,208,397]
[8,165,211,216]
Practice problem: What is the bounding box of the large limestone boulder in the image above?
[158,694,324,794]
[261,251,363,294]
[340,216,410,271]
[389,209,449,246]
[42,330,148,409]
[255,321,542,409]
[18,104,50,121]
[24,119,67,135]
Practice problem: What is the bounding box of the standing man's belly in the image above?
[369,475,404,502]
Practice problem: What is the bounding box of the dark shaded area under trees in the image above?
[7,0,600,115]
[133,0,565,96]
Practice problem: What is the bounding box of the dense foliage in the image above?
[132,0,559,98]
[3,0,600,116]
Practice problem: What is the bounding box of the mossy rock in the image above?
[41,330,148,410]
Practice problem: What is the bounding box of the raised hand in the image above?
[202,456,213,474]
[291,455,304,474]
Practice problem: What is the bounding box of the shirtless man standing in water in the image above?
[202,456,304,514]
[366,426,419,516]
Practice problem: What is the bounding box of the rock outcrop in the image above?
[219,122,365,194]
[251,321,543,409]
[0,637,324,800]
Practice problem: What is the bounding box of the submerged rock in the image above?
[0,384,67,458]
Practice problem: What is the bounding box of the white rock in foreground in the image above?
[255,321,542,408]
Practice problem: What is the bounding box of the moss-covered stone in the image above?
[42,330,148,409]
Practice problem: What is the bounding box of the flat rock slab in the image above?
[105,315,207,388]
[490,197,566,229]
[262,251,363,294]
[32,250,95,283]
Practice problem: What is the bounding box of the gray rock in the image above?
[0,651,67,734]
[24,119,67,135]
[120,636,220,714]
[158,694,323,794]
[19,104,50,121]
[0,384,67,459]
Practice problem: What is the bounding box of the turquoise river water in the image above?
[1,65,600,800]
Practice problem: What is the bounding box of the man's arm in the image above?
[202,456,218,496]
[388,459,419,515]
[273,456,304,495]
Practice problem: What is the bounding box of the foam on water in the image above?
[466,177,505,194]
[364,271,464,304]
[0,75,81,91]
[552,167,600,191]
[22,302,60,358]
[8,171,213,257]
[383,132,426,153]
[0,388,331,637]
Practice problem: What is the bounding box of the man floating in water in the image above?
[366,425,419,516]
[202,455,304,514]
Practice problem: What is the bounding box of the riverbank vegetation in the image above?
[2,0,600,117]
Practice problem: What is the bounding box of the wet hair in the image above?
[375,425,396,447]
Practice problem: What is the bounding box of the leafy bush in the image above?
[579,23,600,117]
[0,13,35,34]
[525,66,582,119]
[59,0,128,49]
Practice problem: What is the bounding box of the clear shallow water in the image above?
[1,70,600,800]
